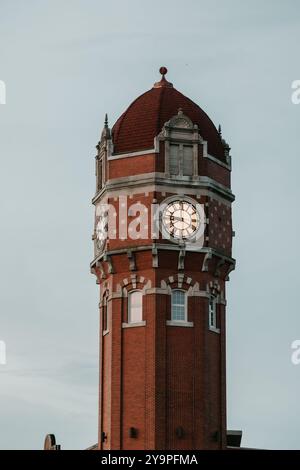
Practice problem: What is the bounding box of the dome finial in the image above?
[159,66,168,77]
[154,66,173,89]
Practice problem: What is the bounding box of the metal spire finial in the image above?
[104,113,108,128]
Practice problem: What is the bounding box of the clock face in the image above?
[96,212,108,250]
[162,200,200,240]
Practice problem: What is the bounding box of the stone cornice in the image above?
[109,148,157,160]
[92,173,235,205]
[90,244,235,273]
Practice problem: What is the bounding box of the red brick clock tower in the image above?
[91,67,235,450]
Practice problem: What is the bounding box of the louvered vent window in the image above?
[170,144,179,175]
[169,144,194,176]
[183,145,193,176]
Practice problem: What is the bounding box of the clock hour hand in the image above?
[170,216,188,223]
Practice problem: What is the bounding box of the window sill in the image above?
[122,321,146,329]
[209,326,220,334]
[166,320,194,328]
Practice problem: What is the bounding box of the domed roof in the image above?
[112,68,225,160]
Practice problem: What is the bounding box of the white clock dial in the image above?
[96,213,108,250]
[162,200,200,240]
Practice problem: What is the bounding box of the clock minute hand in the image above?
[172,216,186,222]
[171,218,180,224]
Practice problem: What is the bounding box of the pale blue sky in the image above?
[0,0,300,449]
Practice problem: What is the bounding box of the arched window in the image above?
[209,295,217,329]
[102,293,109,332]
[128,291,143,323]
[171,290,187,322]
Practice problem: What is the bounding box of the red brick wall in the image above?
[97,259,227,450]
[95,132,232,450]
[166,326,194,449]
[101,332,111,449]
[109,154,155,179]
[122,326,146,449]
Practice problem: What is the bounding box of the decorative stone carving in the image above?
[127,250,136,271]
